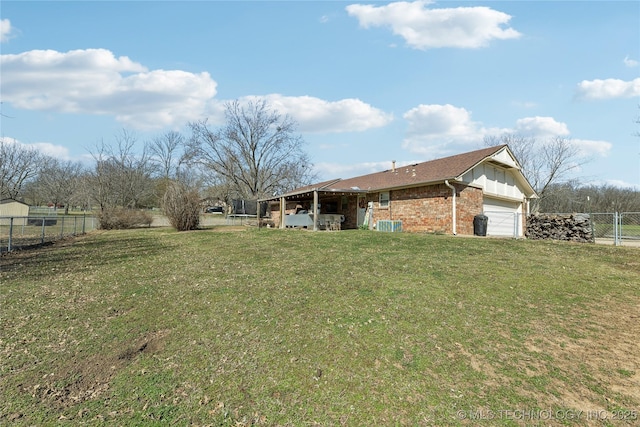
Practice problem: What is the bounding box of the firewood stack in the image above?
[526,213,593,243]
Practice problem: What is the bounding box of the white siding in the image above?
[491,149,519,168]
[464,164,525,201]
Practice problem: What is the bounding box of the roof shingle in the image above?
[317,145,508,192]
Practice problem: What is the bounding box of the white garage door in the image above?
[483,198,522,237]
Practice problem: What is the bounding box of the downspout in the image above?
[444,180,457,235]
[280,197,285,229]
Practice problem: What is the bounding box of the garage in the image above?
[483,197,523,237]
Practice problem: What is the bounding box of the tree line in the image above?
[1,100,315,224]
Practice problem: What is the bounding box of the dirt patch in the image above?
[519,299,640,420]
[25,330,168,409]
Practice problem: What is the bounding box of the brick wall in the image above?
[266,183,484,234]
[372,183,483,234]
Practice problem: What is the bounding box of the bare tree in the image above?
[186,99,315,199]
[88,130,155,211]
[484,134,584,211]
[0,138,48,200]
[33,158,85,214]
[585,184,640,213]
[149,130,185,180]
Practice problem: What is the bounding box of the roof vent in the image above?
[391,160,396,172]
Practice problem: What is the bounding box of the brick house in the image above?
[262,145,537,237]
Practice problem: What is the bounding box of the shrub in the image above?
[163,182,201,231]
[97,208,153,230]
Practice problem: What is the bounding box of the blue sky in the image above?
[1,1,639,188]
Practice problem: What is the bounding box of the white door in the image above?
[483,197,522,237]
[357,196,366,227]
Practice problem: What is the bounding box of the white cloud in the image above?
[1,19,13,43]
[0,136,71,160]
[346,0,521,50]
[0,48,218,129]
[571,138,612,158]
[576,78,640,100]
[401,104,499,156]
[603,179,640,190]
[499,120,610,159]
[226,94,393,133]
[400,105,611,160]
[513,116,570,137]
[502,118,610,158]
[314,161,390,179]
[623,55,638,68]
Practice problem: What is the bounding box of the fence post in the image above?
[60,216,65,239]
[618,212,625,245]
[8,217,13,252]
[614,212,619,246]
[41,217,46,244]
[74,216,78,236]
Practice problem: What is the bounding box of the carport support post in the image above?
[313,190,319,231]
[279,197,285,229]
[614,212,620,246]
[256,200,260,228]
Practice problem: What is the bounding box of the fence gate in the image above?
[590,212,640,246]
[619,212,640,245]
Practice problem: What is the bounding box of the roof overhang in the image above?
[458,146,537,199]
[260,186,367,203]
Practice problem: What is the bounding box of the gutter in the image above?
[444,180,457,235]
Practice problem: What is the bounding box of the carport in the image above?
[260,180,367,231]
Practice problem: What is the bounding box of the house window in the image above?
[379,191,390,208]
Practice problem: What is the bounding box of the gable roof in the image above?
[328,145,512,192]
[265,145,536,200]
[0,198,29,206]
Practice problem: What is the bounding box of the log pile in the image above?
[526,213,593,243]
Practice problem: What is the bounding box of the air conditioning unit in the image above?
[376,220,402,232]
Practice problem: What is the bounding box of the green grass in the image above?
[1,228,639,426]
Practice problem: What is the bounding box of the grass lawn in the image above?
[1,227,639,426]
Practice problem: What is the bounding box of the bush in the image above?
[97,208,153,230]
[163,182,201,231]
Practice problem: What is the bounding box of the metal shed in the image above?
[0,199,30,225]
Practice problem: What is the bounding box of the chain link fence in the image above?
[480,211,639,246]
[618,212,640,244]
[551,212,640,246]
[0,215,97,253]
